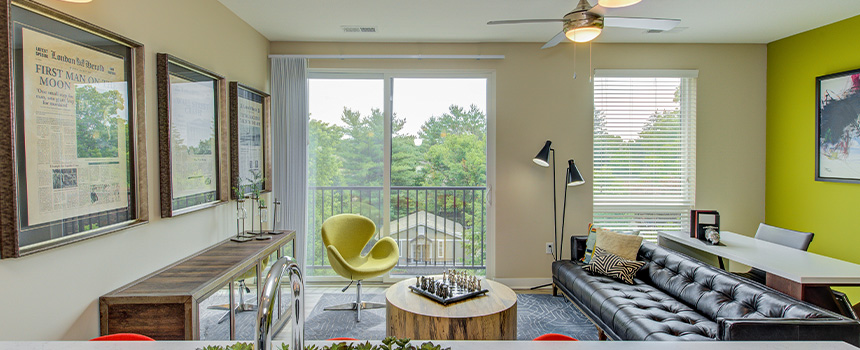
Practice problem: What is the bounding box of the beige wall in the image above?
[0,0,268,340]
[272,41,767,282]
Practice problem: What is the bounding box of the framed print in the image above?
[0,0,148,258]
[229,82,272,199]
[816,68,860,183]
[157,53,229,217]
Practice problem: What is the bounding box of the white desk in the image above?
[0,341,855,350]
[658,230,860,313]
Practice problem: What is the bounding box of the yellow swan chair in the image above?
[321,213,399,322]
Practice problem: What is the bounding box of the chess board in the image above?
[409,285,489,305]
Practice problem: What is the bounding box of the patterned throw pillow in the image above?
[580,223,599,264]
[582,246,646,284]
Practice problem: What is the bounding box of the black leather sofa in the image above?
[552,237,860,345]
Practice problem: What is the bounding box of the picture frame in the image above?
[157,53,229,217]
[0,0,148,258]
[229,82,272,199]
[816,68,860,183]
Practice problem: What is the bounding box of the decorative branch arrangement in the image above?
[197,337,450,350]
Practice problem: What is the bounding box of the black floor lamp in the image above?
[531,141,585,290]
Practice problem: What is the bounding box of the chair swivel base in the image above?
[324,302,385,321]
[208,302,257,324]
[323,280,383,322]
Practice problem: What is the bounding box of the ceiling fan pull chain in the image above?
[589,41,593,82]
[572,42,577,80]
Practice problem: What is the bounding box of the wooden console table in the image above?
[99,231,295,340]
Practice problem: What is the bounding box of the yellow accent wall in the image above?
[767,15,860,301]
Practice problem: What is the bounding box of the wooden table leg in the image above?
[597,328,607,341]
[766,273,843,315]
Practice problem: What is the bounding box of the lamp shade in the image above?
[566,159,585,186]
[565,26,602,43]
[533,140,552,167]
[597,0,641,8]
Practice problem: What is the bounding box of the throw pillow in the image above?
[580,223,599,264]
[583,246,645,284]
[594,228,643,261]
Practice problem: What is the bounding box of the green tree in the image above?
[417,104,487,187]
[422,133,486,186]
[339,107,384,186]
[418,104,486,147]
[308,119,344,187]
[391,134,422,186]
[75,85,124,158]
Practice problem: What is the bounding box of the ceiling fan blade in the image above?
[604,17,680,31]
[587,4,607,16]
[541,31,567,49]
[487,19,566,25]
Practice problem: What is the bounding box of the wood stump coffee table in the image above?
[385,276,517,340]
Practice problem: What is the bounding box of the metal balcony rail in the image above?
[307,186,487,276]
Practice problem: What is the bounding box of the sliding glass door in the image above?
[306,71,491,282]
[307,73,385,279]
[388,77,488,279]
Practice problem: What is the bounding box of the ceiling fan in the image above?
[487,0,680,49]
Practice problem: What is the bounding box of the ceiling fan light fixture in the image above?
[597,0,641,8]
[566,26,602,42]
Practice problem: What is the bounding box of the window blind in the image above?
[592,70,697,242]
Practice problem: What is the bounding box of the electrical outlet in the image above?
[546,242,554,255]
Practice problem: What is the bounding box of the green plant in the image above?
[246,169,266,200]
[197,338,450,350]
[233,176,246,200]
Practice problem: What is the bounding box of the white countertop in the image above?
[659,230,860,285]
[0,341,855,350]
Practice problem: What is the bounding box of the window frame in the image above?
[306,68,497,280]
[591,69,698,241]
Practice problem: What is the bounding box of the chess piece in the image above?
[416,276,421,287]
[477,278,482,290]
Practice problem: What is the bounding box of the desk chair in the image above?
[734,223,813,283]
[321,214,399,322]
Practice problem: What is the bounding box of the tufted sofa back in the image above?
[637,242,835,321]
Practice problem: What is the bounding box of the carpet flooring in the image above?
[303,292,598,341]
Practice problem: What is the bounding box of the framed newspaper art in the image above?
[0,0,148,258]
[157,53,229,217]
[229,82,272,199]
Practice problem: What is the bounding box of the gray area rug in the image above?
[304,293,598,341]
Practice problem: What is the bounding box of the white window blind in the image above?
[592,69,697,242]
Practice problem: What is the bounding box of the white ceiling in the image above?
[217,0,860,44]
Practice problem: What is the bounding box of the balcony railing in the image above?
[307,186,487,276]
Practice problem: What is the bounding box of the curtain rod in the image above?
[268,54,504,60]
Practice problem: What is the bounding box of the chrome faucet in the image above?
[257,256,303,350]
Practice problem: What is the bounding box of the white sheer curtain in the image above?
[271,57,308,270]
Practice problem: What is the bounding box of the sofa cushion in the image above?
[554,260,718,341]
[595,228,643,261]
[583,246,645,284]
[637,242,834,321]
